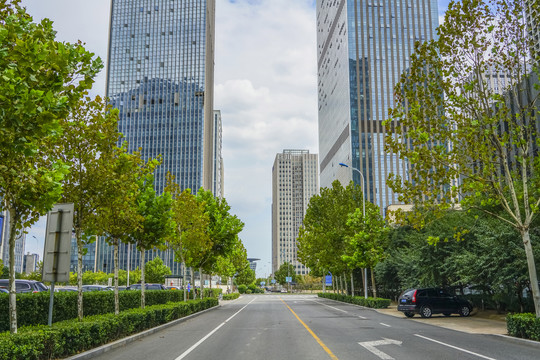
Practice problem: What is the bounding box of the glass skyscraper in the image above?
[95,0,217,275]
[316,0,438,213]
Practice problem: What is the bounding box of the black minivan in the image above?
[397,287,473,318]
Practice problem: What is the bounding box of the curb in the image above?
[494,334,540,347]
[66,304,221,360]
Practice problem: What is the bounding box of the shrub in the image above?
[0,298,218,360]
[506,313,540,341]
[222,293,240,301]
[0,290,187,332]
[238,285,247,294]
[317,292,391,309]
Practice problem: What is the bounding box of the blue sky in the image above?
[20,0,450,278]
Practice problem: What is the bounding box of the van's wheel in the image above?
[420,305,432,318]
[459,306,471,317]
[404,312,415,318]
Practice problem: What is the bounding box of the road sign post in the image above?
[43,203,74,326]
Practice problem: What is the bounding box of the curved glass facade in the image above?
[317,0,438,213]
[98,0,216,275]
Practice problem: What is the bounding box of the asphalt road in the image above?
[82,294,540,360]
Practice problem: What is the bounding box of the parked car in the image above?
[128,283,167,290]
[56,287,78,292]
[0,279,48,293]
[397,287,473,318]
[81,285,113,292]
[0,287,8,294]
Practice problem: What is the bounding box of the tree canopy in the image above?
[384,0,540,317]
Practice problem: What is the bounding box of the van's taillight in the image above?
[412,290,417,303]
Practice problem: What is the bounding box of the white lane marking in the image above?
[358,315,367,319]
[359,338,402,359]
[380,323,391,327]
[414,334,497,360]
[311,300,348,313]
[174,298,256,360]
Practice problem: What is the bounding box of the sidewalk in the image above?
[375,305,508,335]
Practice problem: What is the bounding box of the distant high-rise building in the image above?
[97,0,217,275]
[23,253,39,274]
[213,110,224,198]
[272,150,319,275]
[526,0,539,58]
[0,210,25,274]
[316,0,438,213]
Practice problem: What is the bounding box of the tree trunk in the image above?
[76,228,84,321]
[371,268,377,298]
[191,267,196,299]
[332,275,335,293]
[114,240,119,315]
[361,268,366,297]
[141,247,146,309]
[8,207,18,334]
[200,267,204,299]
[522,229,540,317]
[322,272,326,293]
[183,262,187,302]
[350,272,354,297]
[343,274,348,295]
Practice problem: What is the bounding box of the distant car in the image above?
[0,279,48,293]
[280,288,287,293]
[57,287,78,292]
[0,287,8,294]
[397,287,473,318]
[81,285,113,292]
[166,286,181,290]
[128,283,167,290]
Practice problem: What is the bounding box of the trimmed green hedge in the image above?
[318,292,391,309]
[0,289,221,331]
[0,298,218,360]
[507,313,540,341]
[222,293,240,301]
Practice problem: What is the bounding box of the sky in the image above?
[20,0,450,278]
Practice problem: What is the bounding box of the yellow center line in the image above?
[280,297,339,360]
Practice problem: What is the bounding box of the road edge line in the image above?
[66,304,221,360]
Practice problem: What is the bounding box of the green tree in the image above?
[234,267,255,287]
[94,144,158,314]
[131,175,174,308]
[385,0,540,316]
[274,262,296,286]
[166,174,210,301]
[145,256,172,284]
[343,206,388,297]
[194,189,244,297]
[56,95,120,320]
[298,180,365,291]
[0,2,101,333]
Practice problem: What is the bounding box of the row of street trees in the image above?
[0,2,249,333]
[297,181,386,297]
[297,0,540,318]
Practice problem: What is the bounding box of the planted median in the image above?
[318,292,391,308]
[0,297,218,360]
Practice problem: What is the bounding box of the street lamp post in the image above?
[339,162,368,299]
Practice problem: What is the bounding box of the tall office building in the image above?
[526,0,539,58]
[23,253,39,274]
[98,0,217,275]
[316,0,438,213]
[272,150,319,275]
[213,110,224,198]
[0,211,25,274]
